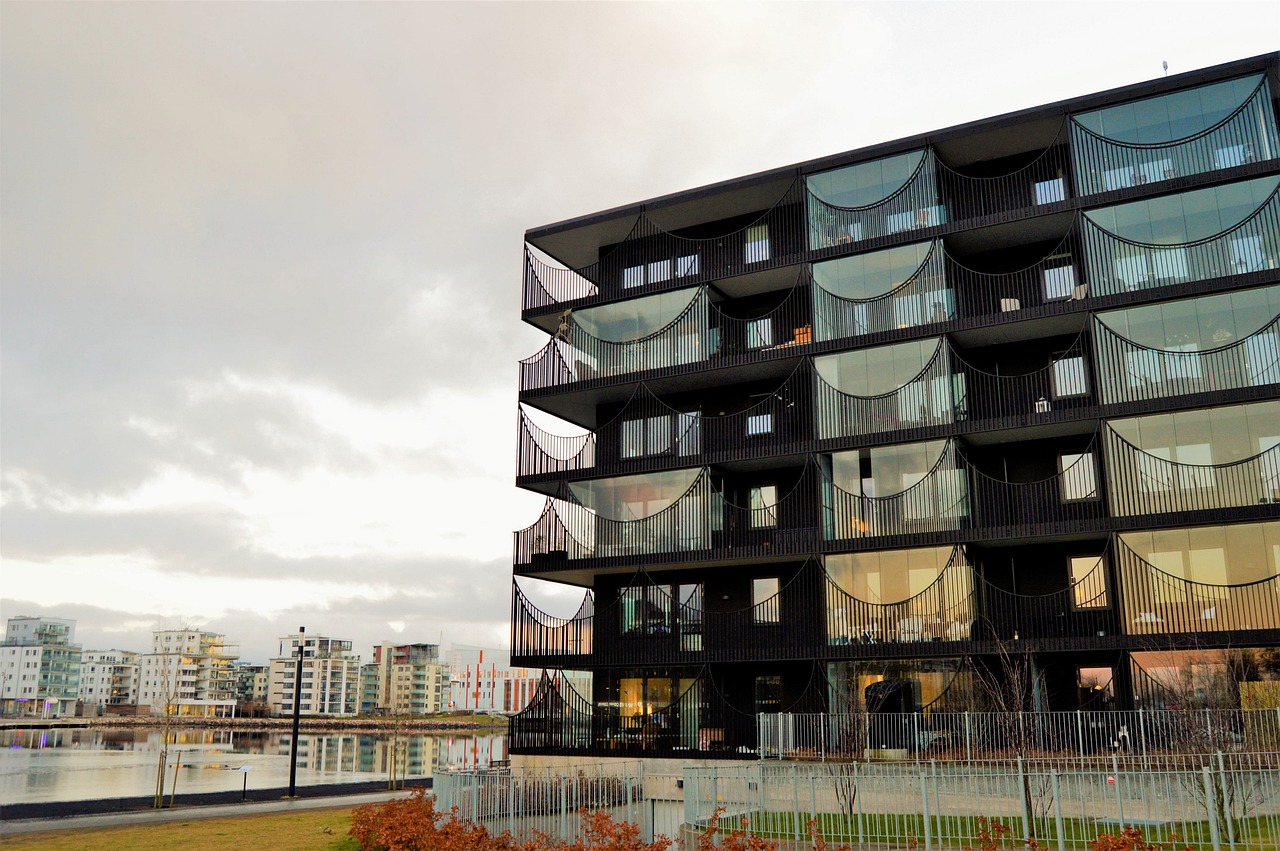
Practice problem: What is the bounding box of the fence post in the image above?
[920,769,933,851]
[1216,752,1236,850]
[473,779,480,827]
[559,780,567,841]
[930,760,941,847]
[855,760,865,847]
[1051,769,1066,851]
[1202,767,1223,851]
[1137,708,1147,757]
[964,711,972,761]
[508,774,515,839]
[1018,756,1031,843]
[793,767,801,842]
[1076,710,1085,759]
[1111,754,1124,830]
[810,774,817,836]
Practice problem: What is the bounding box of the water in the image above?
[0,727,507,805]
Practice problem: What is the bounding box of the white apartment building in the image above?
[364,642,447,716]
[139,629,239,717]
[0,617,82,717]
[268,632,361,717]
[78,649,140,713]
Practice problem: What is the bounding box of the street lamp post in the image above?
[287,626,305,798]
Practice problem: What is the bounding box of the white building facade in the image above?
[268,633,361,717]
[447,645,588,714]
[78,649,140,714]
[139,629,239,717]
[0,617,82,717]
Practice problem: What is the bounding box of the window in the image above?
[1042,264,1076,300]
[1052,355,1088,398]
[750,485,778,528]
[1077,666,1114,706]
[747,317,773,348]
[1060,452,1098,501]
[754,675,782,715]
[1070,555,1108,608]
[746,413,774,437]
[620,415,674,459]
[752,577,780,624]
[744,225,770,263]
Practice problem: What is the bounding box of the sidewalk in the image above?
[0,789,414,837]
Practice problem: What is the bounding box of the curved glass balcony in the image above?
[812,241,953,340]
[814,338,959,440]
[807,149,946,250]
[825,546,974,646]
[937,126,1072,221]
[822,439,968,541]
[1103,426,1280,517]
[1080,176,1280,296]
[514,465,820,567]
[1071,74,1279,197]
[521,179,806,312]
[517,365,812,480]
[1116,537,1280,635]
[518,280,812,392]
[1093,287,1280,406]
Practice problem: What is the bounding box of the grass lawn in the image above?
[1,806,360,851]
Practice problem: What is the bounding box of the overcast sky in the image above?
[1,2,1274,664]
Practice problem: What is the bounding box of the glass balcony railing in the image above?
[1071,74,1279,197]
[1116,538,1280,635]
[519,282,811,392]
[814,339,959,440]
[822,440,969,541]
[807,149,946,251]
[1080,177,1280,296]
[826,546,974,646]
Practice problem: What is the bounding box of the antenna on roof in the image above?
[1162,61,1169,76]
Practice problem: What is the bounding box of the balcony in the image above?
[514,466,821,572]
[936,133,1073,224]
[1115,538,1280,638]
[1102,425,1280,519]
[807,149,946,253]
[522,178,807,314]
[509,670,759,757]
[1070,74,1279,198]
[518,281,812,394]
[516,363,812,485]
[1079,176,1280,298]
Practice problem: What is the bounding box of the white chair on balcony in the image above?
[896,617,925,642]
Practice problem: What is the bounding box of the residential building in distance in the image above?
[77,649,140,715]
[509,53,1280,761]
[0,616,82,717]
[231,662,270,717]
[447,645,586,714]
[268,632,361,717]
[139,629,239,717]
[364,642,447,716]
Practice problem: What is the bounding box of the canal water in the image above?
[0,727,506,805]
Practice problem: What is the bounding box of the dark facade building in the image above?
[509,54,1280,759]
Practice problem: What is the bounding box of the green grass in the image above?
[1,807,360,851]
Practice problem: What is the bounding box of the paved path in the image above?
[0,789,415,837]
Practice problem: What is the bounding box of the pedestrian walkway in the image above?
[0,789,414,837]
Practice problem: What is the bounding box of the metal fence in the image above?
[435,754,1280,850]
[758,710,1280,763]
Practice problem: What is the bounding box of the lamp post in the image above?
[287,626,305,798]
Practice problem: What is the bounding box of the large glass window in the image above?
[1074,75,1266,145]
[1070,555,1109,609]
[573,287,701,342]
[809,151,927,209]
[568,468,702,520]
[1097,285,1280,351]
[1121,521,1280,588]
[752,577,780,624]
[1084,176,1278,246]
[815,338,952,404]
[813,242,935,302]
[812,241,952,339]
[826,546,960,605]
[827,440,968,537]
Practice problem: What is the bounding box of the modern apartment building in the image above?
[139,629,239,717]
[0,617,82,717]
[446,645,583,714]
[78,649,140,714]
[363,642,447,716]
[509,54,1280,760]
[268,632,361,717]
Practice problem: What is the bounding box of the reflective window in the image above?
[1060,452,1098,501]
[1052,355,1088,398]
[568,468,701,520]
[826,546,957,604]
[1070,555,1108,609]
[744,225,770,264]
[1084,176,1279,245]
[1097,285,1280,350]
[753,577,780,624]
[749,485,778,528]
[813,242,934,301]
[809,151,926,208]
[815,338,946,397]
[1074,75,1266,144]
[573,287,701,342]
